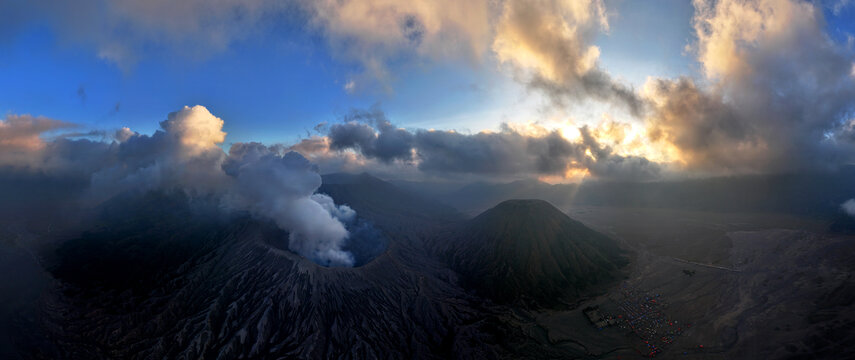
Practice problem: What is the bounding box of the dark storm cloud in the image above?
[328,122,378,153]
[643,77,763,172]
[412,127,584,175]
[529,68,646,118]
[328,107,414,162]
[577,126,659,180]
[323,110,661,181]
[578,71,646,118]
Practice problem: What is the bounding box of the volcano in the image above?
[16,179,628,359]
[31,190,489,359]
[441,199,627,308]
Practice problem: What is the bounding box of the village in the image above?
[584,284,691,357]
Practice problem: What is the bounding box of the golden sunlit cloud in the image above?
[0,114,77,167]
[493,0,606,82]
[160,105,226,157]
[538,167,589,184]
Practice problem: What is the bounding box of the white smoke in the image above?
[0,105,361,267]
[842,199,855,218]
[311,193,357,223]
[224,150,357,267]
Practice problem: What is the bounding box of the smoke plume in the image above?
[842,199,855,218]
[224,143,358,266]
[0,105,365,267]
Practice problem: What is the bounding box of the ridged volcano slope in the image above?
[446,200,626,308]
[35,191,489,359]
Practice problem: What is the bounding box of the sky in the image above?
[0,1,693,139]
[1,0,855,184]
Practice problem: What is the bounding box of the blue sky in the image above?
[1,0,853,156]
[0,24,515,145]
[0,0,704,146]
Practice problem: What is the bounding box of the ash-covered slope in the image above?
[441,200,626,308]
[27,191,494,360]
[828,210,855,234]
[19,182,624,359]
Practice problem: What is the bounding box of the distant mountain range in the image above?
[393,167,855,217]
[320,173,464,234]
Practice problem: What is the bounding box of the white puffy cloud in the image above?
[87,105,229,200]
[159,105,227,156]
[0,105,366,267]
[643,0,855,173]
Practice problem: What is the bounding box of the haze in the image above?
[1,0,854,359]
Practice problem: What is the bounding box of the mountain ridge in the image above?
[440,199,627,308]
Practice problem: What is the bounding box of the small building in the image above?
[583,306,616,328]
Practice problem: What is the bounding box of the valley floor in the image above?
[508,207,855,359]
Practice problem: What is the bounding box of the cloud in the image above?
[0,114,75,151]
[0,114,77,167]
[831,0,852,15]
[305,0,491,88]
[642,77,766,172]
[0,0,289,69]
[492,0,644,116]
[302,0,643,113]
[642,0,855,173]
[87,105,229,201]
[577,125,661,180]
[3,0,490,78]
[6,0,855,180]
[319,108,661,181]
[842,198,855,217]
[159,105,227,156]
[77,85,87,104]
[328,107,414,162]
[343,80,356,94]
[0,106,369,267]
[3,0,645,116]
